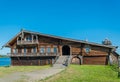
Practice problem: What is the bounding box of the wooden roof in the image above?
[4,30,118,50]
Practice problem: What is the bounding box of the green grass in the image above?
[43,65,120,82]
[0,65,50,77]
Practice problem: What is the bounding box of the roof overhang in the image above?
[3,30,118,50]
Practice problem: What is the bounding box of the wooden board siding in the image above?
[11,57,55,66]
[72,47,81,55]
[82,46,109,56]
[39,36,59,45]
[83,56,107,65]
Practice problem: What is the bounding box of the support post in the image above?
[32,35,33,43]
[36,35,38,43]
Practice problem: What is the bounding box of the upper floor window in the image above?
[53,47,57,53]
[47,47,51,53]
[26,35,32,41]
[40,47,45,53]
[24,48,27,53]
[33,47,37,53]
[84,45,91,54]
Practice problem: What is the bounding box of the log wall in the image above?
[83,56,107,65]
[11,57,55,66]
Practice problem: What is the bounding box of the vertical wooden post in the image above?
[80,44,83,65]
[20,35,22,44]
[45,46,47,56]
[11,47,13,53]
[32,35,33,43]
[70,45,72,55]
[60,46,62,56]
[81,44,84,64]
[58,45,60,56]
[36,35,38,43]
[37,44,39,56]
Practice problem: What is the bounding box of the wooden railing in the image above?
[17,40,39,45]
[7,52,59,57]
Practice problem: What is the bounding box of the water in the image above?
[0,58,11,66]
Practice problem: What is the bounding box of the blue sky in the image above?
[0,0,120,54]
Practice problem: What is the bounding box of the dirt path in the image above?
[0,67,65,82]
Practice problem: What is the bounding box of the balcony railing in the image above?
[7,52,59,57]
[17,40,39,45]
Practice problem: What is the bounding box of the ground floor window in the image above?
[53,47,57,53]
[24,48,27,53]
[47,47,51,53]
[39,46,59,54]
[33,47,37,53]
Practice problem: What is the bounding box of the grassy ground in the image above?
[42,65,120,82]
[0,65,50,77]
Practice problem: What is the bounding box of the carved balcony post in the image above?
[36,35,38,43]
[32,35,33,43]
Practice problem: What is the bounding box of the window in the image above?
[85,47,90,53]
[24,48,27,53]
[40,47,45,53]
[33,47,36,53]
[26,35,32,41]
[53,47,57,53]
[47,47,51,53]
[84,45,91,54]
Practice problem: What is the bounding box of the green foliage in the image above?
[43,65,120,82]
[110,63,119,72]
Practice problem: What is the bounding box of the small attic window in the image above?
[18,35,22,41]
[84,45,91,54]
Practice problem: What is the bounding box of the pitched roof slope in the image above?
[4,30,117,49]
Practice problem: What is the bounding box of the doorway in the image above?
[71,57,81,65]
[62,45,70,55]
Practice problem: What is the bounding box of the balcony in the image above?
[17,40,39,45]
[17,34,39,45]
[7,52,59,57]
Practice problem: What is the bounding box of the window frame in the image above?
[40,47,45,53]
[46,47,51,53]
[53,47,58,53]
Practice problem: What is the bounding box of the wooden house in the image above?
[4,29,119,65]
